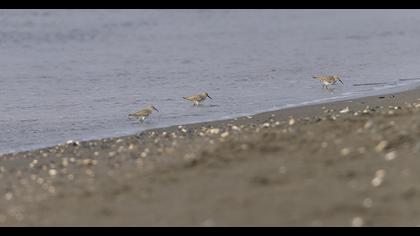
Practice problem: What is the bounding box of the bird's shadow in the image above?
[127,116,152,125]
[191,103,218,108]
[322,86,337,93]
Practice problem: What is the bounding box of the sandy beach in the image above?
[1,86,420,226]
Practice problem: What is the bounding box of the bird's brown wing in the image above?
[133,109,150,117]
[326,76,337,83]
[183,95,201,101]
[314,76,335,83]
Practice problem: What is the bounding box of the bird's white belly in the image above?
[195,98,205,104]
[323,81,333,85]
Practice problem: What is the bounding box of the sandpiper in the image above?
[129,105,159,123]
[182,92,212,106]
[313,75,344,88]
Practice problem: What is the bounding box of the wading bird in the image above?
[182,92,212,106]
[313,75,344,88]
[129,105,159,123]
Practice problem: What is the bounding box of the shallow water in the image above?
[2,9,420,154]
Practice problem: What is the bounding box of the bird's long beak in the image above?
[338,79,344,85]
[153,106,159,112]
[207,94,213,99]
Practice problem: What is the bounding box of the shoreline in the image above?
[1,86,420,226]
[2,84,419,157]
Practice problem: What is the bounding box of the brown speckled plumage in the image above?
[183,92,212,106]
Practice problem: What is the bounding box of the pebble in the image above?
[351,217,364,227]
[288,117,296,126]
[372,169,386,187]
[374,141,388,152]
[384,151,397,161]
[371,177,383,187]
[231,125,240,131]
[340,106,350,113]
[207,128,220,135]
[82,159,95,166]
[376,169,386,178]
[340,148,351,156]
[4,192,13,201]
[61,158,69,167]
[48,169,57,176]
[220,132,229,138]
[364,120,373,129]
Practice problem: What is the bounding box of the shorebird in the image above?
[313,75,344,88]
[182,92,212,106]
[128,105,159,123]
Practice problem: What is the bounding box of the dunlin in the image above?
[313,75,344,88]
[129,105,159,123]
[182,92,212,106]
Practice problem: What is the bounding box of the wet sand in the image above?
[1,87,420,226]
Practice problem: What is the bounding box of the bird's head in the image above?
[334,76,344,85]
[149,105,159,112]
[203,92,212,99]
